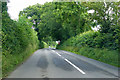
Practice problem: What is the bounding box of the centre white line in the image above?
[52,50,86,75]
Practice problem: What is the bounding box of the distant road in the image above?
[7,49,119,78]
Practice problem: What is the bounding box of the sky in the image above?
[7,0,53,20]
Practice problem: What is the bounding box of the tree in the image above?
[19,2,92,42]
[81,2,120,33]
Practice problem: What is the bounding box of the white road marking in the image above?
[64,59,85,74]
[52,50,61,57]
[52,50,86,75]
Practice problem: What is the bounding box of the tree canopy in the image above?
[19,2,93,41]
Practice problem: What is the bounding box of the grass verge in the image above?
[2,44,38,77]
[57,45,120,67]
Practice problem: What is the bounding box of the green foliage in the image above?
[2,2,8,12]
[19,2,120,49]
[2,2,39,77]
[39,41,44,49]
[19,2,92,41]
[2,44,37,77]
[58,31,118,50]
[2,13,39,55]
[42,41,49,48]
[78,47,119,66]
[82,2,120,33]
[57,31,119,67]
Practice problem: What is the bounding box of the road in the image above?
[7,49,119,78]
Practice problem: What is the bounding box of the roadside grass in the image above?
[2,44,38,77]
[57,45,120,67]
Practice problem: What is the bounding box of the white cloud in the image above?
[7,0,53,20]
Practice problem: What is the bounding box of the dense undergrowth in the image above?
[2,3,39,77]
[2,44,38,77]
[57,31,120,67]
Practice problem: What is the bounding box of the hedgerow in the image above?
[60,31,118,50]
[2,7,39,77]
[57,31,119,67]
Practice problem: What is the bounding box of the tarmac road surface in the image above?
[7,48,119,78]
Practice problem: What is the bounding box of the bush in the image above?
[2,11,39,77]
[39,41,44,49]
[58,31,118,50]
[57,31,119,67]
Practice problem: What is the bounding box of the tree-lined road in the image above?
[7,49,118,78]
